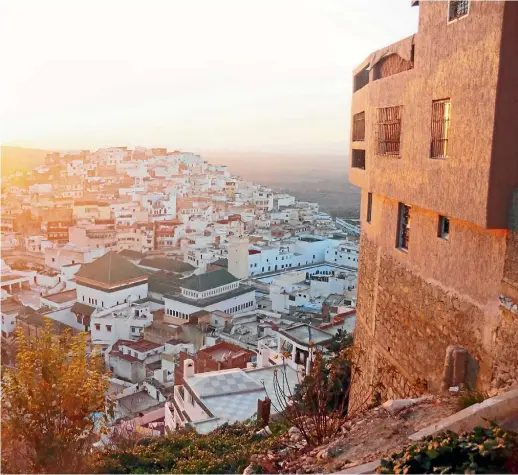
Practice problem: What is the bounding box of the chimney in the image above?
[258,349,270,368]
[184,358,195,378]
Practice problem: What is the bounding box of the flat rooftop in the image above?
[43,289,77,304]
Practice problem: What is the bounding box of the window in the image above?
[367,192,373,224]
[448,0,469,21]
[430,99,451,158]
[94,324,100,331]
[351,149,366,169]
[397,203,411,251]
[438,216,450,240]
[106,325,112,332]
[353,66,369,92]
[377,106,402,156]
[352,112,365,141]
[289,295,296,302]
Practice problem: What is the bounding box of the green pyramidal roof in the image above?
[75,251,148,285]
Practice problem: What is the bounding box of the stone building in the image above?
[349,0,518,407]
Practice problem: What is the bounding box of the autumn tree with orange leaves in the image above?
[1,319,113,474]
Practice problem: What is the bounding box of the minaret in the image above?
[228,235,249,279]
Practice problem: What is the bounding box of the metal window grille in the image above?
[377,106,402,156]
[430,99,451,158]
[352,112,365,141]
[449,0,469,21]
[367,192,373,223]
[397,203,411,250]
[352,149,366,170]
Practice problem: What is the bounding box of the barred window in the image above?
[352,112,365,141]
[377,106,402,156]
[448,1,469,22]
[430,99,451,159]
[397,203,411,251]
[351,149,366,170]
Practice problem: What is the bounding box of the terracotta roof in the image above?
[75,251,148,286]
[122,339,164,352]
[71,302,96,317]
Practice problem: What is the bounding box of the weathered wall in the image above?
[351,220,518,408]
[350,1,510,229]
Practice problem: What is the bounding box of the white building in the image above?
[108,339,165,383]
[165,357,299,434]
[325,242,360,269]
[163,270,256,319]
[89,301,155,346]
[75,251,148,310]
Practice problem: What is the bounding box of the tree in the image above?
[1,319,113,473]
[268,338,378,447]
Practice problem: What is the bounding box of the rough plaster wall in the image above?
[350,1,507,229]
[350,231,517,408]
[492,307,518,392]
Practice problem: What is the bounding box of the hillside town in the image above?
[1,147,359,436]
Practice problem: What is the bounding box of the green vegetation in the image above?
[1,320,113,474]
[377,426,518,474]
[458,390,488,409]
[94,421,290,474]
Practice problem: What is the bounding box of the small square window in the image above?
[94,324,100,331]
[106,325,112,332]
[438,216,450,240]
[448,0,469,22]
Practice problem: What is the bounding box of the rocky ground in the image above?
[248,396,460,474]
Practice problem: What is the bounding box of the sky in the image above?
[0,0,418,155]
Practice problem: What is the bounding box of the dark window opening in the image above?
[353,66,369,92]
[367,192,373,224]
[438,215,450,240]
[448,0,469,22]
[430,99,451,159]
[352,149,366,170]
[377,106,402,156]
[397,203,411,251]
[352,112,365,141]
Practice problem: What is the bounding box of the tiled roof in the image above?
[139,257,195,273]
[75,251,148,285]
[165,285,253,307]
[186,369,263,398]
[211,258,228,268]
[118,249,144,259]
[180,269,238,292]
[71,302,96,317]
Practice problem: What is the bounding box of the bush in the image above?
[377,425,518,474]
[94,420,290,474]
[458,390,488,409]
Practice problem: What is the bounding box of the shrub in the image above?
[377,425,518,474]
[458,390,488,409]
[94,420,290,474]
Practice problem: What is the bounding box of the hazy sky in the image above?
[1,0,418,154]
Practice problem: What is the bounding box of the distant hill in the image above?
[1,146,49,176]
[202,151,360,218]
